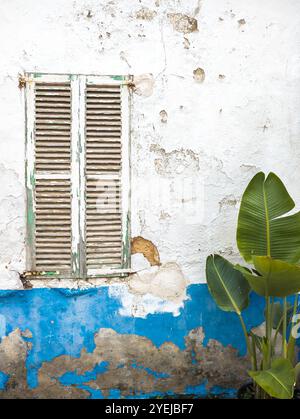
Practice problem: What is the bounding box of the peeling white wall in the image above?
[0,0,300,291]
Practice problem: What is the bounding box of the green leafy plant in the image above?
[206,172,300,399]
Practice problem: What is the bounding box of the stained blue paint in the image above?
[0,284,267,398]
[210,385,237,398]
[0,372,9,390]
[108,389,122,399]
[124,390,177,399]
[75,384,104,399]
[185,382,207,397]
[185,382,236,398]
[0,314,6,338]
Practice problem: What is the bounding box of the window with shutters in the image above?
[25,73,131,279]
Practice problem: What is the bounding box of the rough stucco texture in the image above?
[0,285,265,398]
[1,0,300,286]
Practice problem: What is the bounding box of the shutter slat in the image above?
[34,82,72,272]
[85,84,123,269]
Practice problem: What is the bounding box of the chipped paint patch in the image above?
[0,285,266,398]
[133,74,154,97]
[108,261,189,317]
[0,326,250,398]
[168,13,198,34]
[131,236,160,266]
[159,109,168,123]
[127,262,188,305]
[193,68,205,83]
[135,8,157,21]
[108,282,185,318]
[219,195,238,212]
[150,145,200,178]
[183,37,190,49]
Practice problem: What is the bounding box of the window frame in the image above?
[25,73,132,280]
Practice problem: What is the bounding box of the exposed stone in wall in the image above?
[0,329,30,396]
[0,327,249,398]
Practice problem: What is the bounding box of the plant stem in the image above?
[238,314,255,369]
[270,297,275,358]
[293,293,299,318]
[266,297,272,368]
[251,334,258,371]
[272,316,283,350]
[283,297,287,358]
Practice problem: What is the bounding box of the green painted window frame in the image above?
[25,73,132,280]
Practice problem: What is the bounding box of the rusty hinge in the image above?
[124,75,135,89]
[126,81,135,89]
[18,74,28,89]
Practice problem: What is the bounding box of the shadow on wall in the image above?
[0,284,265,399]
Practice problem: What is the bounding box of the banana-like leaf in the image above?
[237,172,300,263]
[249,358,295,399]
[236,256,300,297]
[206,255,250,315]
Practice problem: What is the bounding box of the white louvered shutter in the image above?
[32,79,72,273]
[26,74,131,279]
[84,77,130,276]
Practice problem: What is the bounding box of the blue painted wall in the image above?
[0,284,266,398]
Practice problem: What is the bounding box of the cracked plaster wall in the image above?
[0,0,300,288]
[0,0,300,290]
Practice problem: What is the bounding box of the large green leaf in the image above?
[249,358,295,399]
[206,255,250,315]
[237,172,300,263]
[236,256,300,297]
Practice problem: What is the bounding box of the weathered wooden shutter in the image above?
[25,74,131,279]
[84,76,131,276]
[26,75,72,275]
